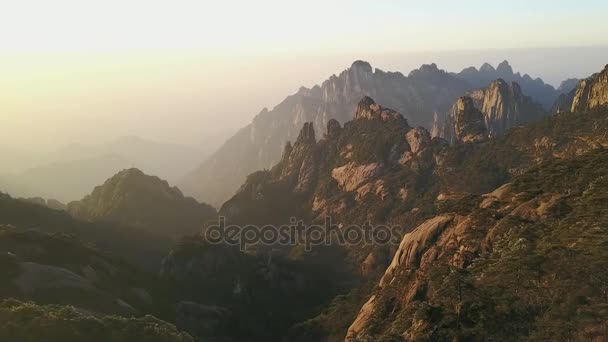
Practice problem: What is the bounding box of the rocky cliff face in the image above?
[179,61,472,207]
[346,148,608,341]
[443,96,488,143]
[67,168,216,238]
[570,64,608,112]
[435,79,546,140]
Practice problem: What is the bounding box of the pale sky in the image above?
[1,0,608,150]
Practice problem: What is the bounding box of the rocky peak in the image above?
[496,60,513,75]
[408,63,440,77]
[450,96,488,143]
[570,65,608,112]
[434,79,545,141]
[354,96,408,124]
[557,78,580,94]
[295,122,316,145]
[67,168,216,237]
[280,141,293,160]
[273,122,318,193]
[326,119,342,138]
[471,79,545,136]
[350,60,373,74]
[479,63,496,73]
[406,127,432,154]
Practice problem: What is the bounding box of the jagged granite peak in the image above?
[271,122,318,193]
[407,63,440,77]
[475,79,545,135]
[178,61,472,207]
[354,96,409,124]
[435,79,546,139]
[496,60,513,74]
[295,122,316,145]
[454,61,559,109]
[406,127,432,154]
[67,168,216,237]
[450,96,488,143]
[350,60,373,73]
[557,78,580,94]
[479,62,496,73]
[326,119,342,138]
[569,64,608,113]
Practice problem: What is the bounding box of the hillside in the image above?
[0,225,156,316]
[0,299,193,342]
[68,168,216,238]
[0,192,172,271]
[346,148,608,341]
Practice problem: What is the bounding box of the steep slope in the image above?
[160,237,350,341]
[0,192,172,271]
[218,90,608,341]
[68,168,216,238]
[440,96,488,144]
[179,61,471,207]
[453,60,559,109]
[0,225,156,316]
[434,79,546,140]
[346,148,608,341]
[570,64,608,112]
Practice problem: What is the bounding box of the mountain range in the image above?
[179,60,572,208]
[0,60,607,342]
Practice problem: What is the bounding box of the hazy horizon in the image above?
[2,0,608,152]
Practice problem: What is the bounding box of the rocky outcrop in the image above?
[473,79,546,136]
[326,119,342,138]
[406,127,432,154]
[331,162,383,192]
[570,64,608,112]
[345,150,608,341]
[445,96,488,143]
[378,215,454,287]
[551,92,575,113]
[273,122,318,193]
[435,79,546,140]
[354,96,408,124]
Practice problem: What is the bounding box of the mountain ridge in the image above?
[180,60,560,207]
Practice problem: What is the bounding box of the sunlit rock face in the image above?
[433,79,546,141]
[570,64,608,112]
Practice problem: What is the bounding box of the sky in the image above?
[1,0,608,150]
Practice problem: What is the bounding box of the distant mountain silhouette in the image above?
[1,136,206,202]
[452,60,560,109]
